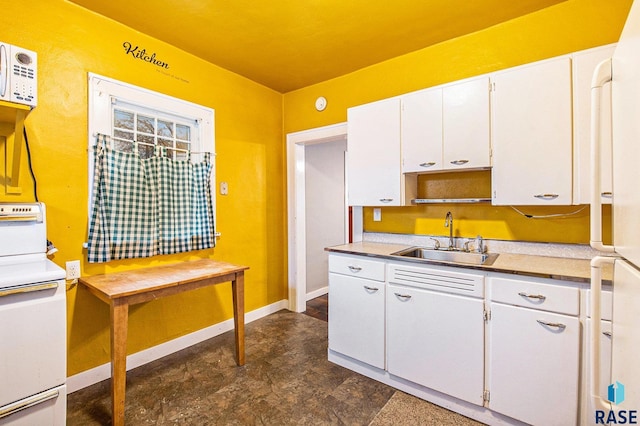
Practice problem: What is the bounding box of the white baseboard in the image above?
[67,299,289,393]
[306,286,328,301]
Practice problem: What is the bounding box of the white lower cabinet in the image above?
[488,276,581,426]
[328,254,385,369]
[328,254,589,425]
[387,284,485,404]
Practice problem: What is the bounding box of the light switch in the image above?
[373,208,381,221]
[220,182,228,195]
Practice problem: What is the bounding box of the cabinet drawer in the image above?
[328,254,385,281]
[490,276,579,315]
[585,289,613,321]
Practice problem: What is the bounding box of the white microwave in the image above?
[0,42,37,107]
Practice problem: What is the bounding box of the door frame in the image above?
[286,122,348,312]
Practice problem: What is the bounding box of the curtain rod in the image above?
[93,132,214,155]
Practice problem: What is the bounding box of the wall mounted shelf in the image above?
[0,100,32,195]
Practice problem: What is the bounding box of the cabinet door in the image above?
[328,273,385,369]
[443,76,491,170]
[387,284,485,405]
[491,57,573,205]
[401,88,443,173]
[489,303,579,425]
[573,45,615,205]
[347,98,402,206]
[585,318,613,412]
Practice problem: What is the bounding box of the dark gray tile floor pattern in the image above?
[67,310,483,425]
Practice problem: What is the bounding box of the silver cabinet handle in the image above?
[347,265,362,273]
[394,292,412,300]
[379,198,393,203]
[364,285,379,292]
[536,319,566,330]
[0,281,58,297]
[0,388,59,419]
[603,331,612,337]
[518,292,546,301]
[534,194,559,200]
[419,162,436,167]
[601,192,613,198]
[450,159,469,166]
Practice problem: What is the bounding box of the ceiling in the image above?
[69,0,567,93]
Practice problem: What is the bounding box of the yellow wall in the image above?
[283,0,630,244]
[0,0,286,375]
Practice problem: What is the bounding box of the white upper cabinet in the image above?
[347,98,403,206]
[401,75,491,174]
[443,76,491,170]
[401,88,443,173]
[491,56,573,205]
[572,44,615,205]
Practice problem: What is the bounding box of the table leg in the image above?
[110,299,129,426]
[232,272,245,366]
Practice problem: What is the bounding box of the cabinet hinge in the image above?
[483,390,490,402]
[483,310,491,321]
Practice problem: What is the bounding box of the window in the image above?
[87,73,215,209]
[86,74,216,261]
[111,101,193,160]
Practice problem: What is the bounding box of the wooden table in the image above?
[79,259,249,426]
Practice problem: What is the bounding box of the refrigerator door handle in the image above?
[590,58,615,253]
[590,256,616,411]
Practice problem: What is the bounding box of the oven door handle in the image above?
[0,388,59,419]
[0,281,58,297]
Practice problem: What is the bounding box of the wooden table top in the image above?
[79,259,249,300]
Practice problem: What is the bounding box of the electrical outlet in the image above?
[373,208,382,222]
[66,260,81,280]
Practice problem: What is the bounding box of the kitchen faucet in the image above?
[444,211,454,250]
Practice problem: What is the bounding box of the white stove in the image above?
[0,203,66,425]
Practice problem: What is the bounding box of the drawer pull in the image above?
[394,292,412,300]
[364,285,379,292]
[518,292,546,301]
[419,162,436,168]
[379,198,393,203]
[603,331,612,337]
[601,192,613,198]
[347,265,362,273]
[0,281,58,297]
[450,159,469,166]
[536,319,566,330]
[533,193,559,200]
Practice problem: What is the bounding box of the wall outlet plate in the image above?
[373,208,382,221]
[66,260,81,280]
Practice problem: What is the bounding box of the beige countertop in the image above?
[326,241,613,284]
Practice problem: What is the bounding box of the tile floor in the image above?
[67,296,483,425]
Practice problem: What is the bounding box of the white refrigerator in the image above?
[590,0,640,419]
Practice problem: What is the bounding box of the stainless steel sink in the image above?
[391,247,499,266]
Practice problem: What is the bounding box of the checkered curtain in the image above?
[87,140,215,263]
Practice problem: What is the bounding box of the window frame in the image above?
[87,73,215,218]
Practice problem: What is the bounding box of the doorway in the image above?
[304,140,347,301]
[286,123,348,312]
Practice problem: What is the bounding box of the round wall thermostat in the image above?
[315,96,327,111]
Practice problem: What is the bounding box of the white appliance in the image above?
[590,0,640,421]
[0,203,66,425]
[0,42,37,107]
